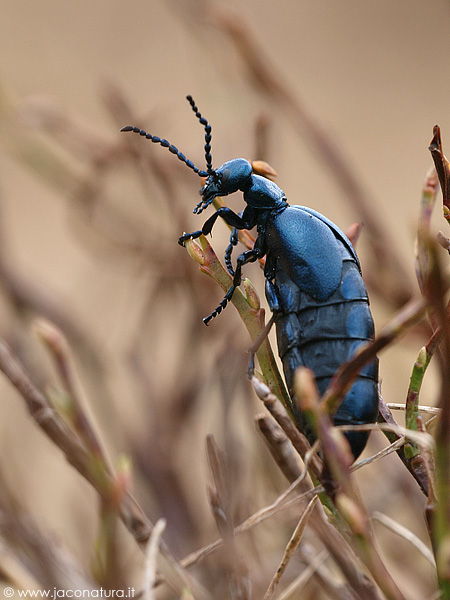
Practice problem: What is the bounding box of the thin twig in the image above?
[263,496,318,600]
[276,550,329,600]
[180,483,321,572]
[372,512,435,567]
[387,403,440,415]
[352,438,406,472]
[144,519,167,600]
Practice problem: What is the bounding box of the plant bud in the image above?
[34,318,67,358]
[335,493,366,536]
[416,346,427,368]
[244,278,260,310]
[251,160,278,180]
[185,238,206,265]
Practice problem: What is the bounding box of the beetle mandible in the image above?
[121,96,379,460]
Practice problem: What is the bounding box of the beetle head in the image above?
[194,158,253,214]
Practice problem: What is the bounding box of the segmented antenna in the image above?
[185,95,214,176]
[120,125,209,177]
[121,97,220,216]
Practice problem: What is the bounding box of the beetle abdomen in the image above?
[268,247,379,459]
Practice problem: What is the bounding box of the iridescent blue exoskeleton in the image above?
[121,96,379,460]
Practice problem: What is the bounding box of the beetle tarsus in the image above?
[178,230,202,246]
[203,285,236,325]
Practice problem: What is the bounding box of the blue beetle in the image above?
[122,96,379,460]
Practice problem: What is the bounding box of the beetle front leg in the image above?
[178,207,252,246]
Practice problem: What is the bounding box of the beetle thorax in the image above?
[244,174,287,211]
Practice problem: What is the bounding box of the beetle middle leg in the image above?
[179,205,260,324]
[203,247,263,325]
[224,211,244,276]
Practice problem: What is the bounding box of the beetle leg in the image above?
[178,207,252,246]
[203,246,262,325]
[178,229,203,245]
[224,229,238,276]
[233,248,260,283]
[265,278,281,313]
[224,211,244,276]
[203,283,237,325]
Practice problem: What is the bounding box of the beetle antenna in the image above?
[186,95,215,176]
[120,126,209,178]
